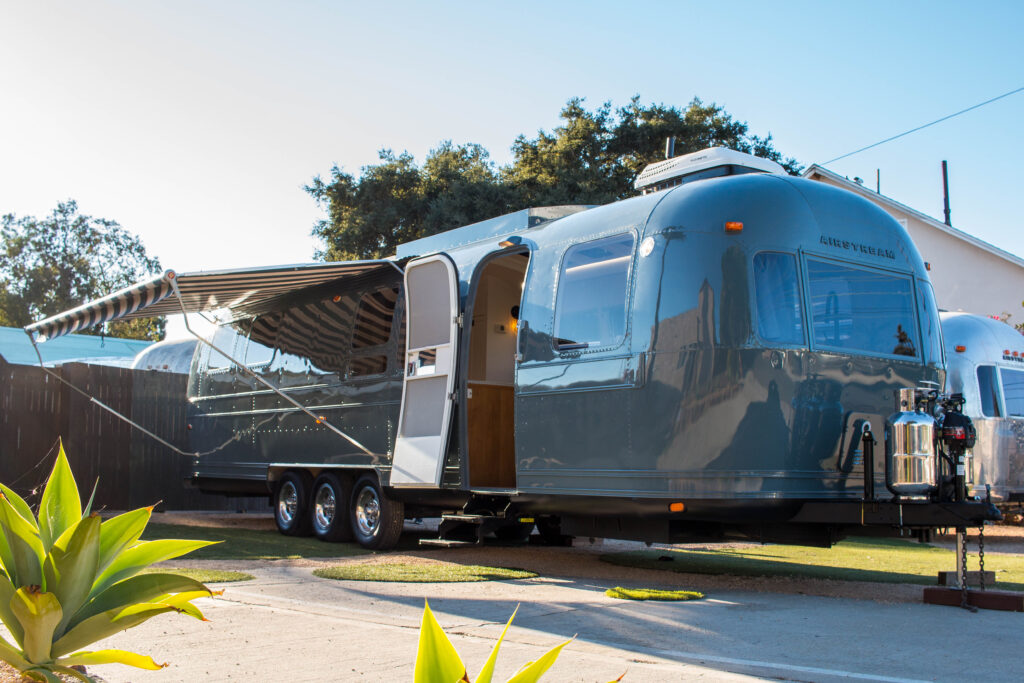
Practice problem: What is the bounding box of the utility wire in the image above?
[823,85,1024,165]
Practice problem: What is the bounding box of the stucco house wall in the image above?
[803,165,1024,324]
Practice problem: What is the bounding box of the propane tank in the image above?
[885,388,938,498]
[936,393,977,501]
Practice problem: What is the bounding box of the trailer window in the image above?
[977,365,1001,418]
[806,259,917,359]
[554,233,634,349]
[753,252,803,345]
[1000,368,1024,417]
[352,287,399,348]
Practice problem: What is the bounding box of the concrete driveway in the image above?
[87,561,1023,683]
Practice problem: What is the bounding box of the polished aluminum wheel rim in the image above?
[314,484,336,531]
[354,486,380,536]
[278,481,298,525]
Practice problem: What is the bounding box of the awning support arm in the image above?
[24,329,198,457]
[168,276,376,458]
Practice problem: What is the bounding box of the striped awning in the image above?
[25,260,402,342]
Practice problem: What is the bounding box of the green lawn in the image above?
[141,523,371,561]
[314,563,537,583]
[601,537,1024,590]
[142,567,255,583]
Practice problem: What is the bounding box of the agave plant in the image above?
[415,601,586,683]
[0,442,218,682]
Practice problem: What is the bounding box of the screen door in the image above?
[390,254,459,486]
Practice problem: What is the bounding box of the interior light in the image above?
[725,221,743,233]
[669,502,685,512]
[954,345,966,353]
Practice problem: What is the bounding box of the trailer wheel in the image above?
[310,472,353,542]
[274,471,312,536]
[495,521,534,543]
[350,474,404,550]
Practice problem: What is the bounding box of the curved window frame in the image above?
[801,255,923,361]
[551,232,637,353]
[751,251,807,348]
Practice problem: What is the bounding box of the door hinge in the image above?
[447,391,458,402]
[454,313,464,327]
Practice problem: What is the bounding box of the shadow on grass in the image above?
[601,537,1024,591]
[142,523,370,560]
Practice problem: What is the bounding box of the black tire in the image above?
[349,474,404,550]
[310,472,353,542]
[274,471,312,536]
[494,521,535,543]
[536,516,570,545]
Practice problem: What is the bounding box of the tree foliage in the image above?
[310,96,802,260]
[0,201,164,340]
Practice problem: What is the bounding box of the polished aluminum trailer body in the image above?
[940,312,1024,502]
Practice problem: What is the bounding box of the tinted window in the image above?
[917,280,943,365]
[807,260,917,358]
[977,365,1001,418]
[353,287,399,348]
[753,252,803,345]
[554,234,634,349]
[1001,368,1024,417]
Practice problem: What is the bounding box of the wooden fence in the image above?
[0,356,269,512]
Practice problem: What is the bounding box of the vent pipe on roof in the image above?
[942,160,952,226]
[665,137,676,159]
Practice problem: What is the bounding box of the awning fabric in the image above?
[25,260,400,342]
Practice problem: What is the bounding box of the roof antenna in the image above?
[665,136,676,159]
[942,160,952,226]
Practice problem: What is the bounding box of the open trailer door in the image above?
[390,254,460,487]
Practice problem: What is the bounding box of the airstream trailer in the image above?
[940,311,1024,507]
[25,148,1000,549]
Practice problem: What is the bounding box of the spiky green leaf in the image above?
[43,515,101,637]
[475,606,517,683]
[0,573,24,647]
[23,667,62,683]
[51,603,177,658]
[0,632,32,671]
[414,600,466,683]
[52,592,209,658]
[39,442,81,552]
[96,506,152,576]
[70,573,211,629]
[505,638,572,683]
[0,495,45,588]
[0,484,38,531]
[91,539,216,598]
[57,648,166,670]
[10,587,62,664]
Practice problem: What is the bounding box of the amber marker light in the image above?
[954,345,967,353]
[669,502,685,512]
[332,295,341,302]
[724,221,743,233]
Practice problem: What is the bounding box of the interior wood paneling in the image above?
[467,382,515,487]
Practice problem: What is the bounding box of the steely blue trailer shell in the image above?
[185,171,976,544]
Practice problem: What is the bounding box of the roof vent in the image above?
[634,147,786,194]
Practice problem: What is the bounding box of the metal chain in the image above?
[960,529,970,610]
[978,524,986,592]
[954,532,970,610]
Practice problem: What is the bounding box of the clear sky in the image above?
[2,0,1022,280]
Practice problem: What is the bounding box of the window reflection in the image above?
[554,233,634,349]
[1000,368,1024,417]
[807,259,917,359]
[753,252,803,345]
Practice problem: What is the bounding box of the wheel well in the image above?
[268,465,381,486]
